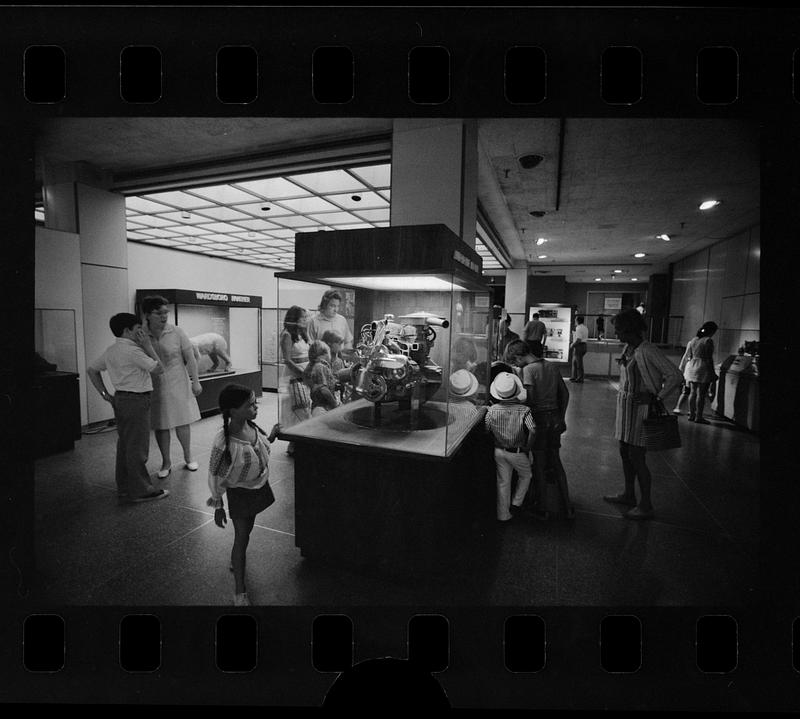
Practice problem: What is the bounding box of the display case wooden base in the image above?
[291,423,496,575]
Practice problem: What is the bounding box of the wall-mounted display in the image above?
[528,304,573,363]
[275,224,497,571]
[135,288,262,414]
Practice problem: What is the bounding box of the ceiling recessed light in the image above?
[594,278,602,282]
[631,278,638,281]
[613,269,622,273]
[538,254,547,259]
[351,195,362,202]
[657,234,670,241]
[699,199,720,210]
[261,206,271,212]
[529,211,546,218]
[536,237,547,245]
[180,211,190,219]
[633,252,646,258]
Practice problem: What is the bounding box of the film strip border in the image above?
[2,5,798,710]
[15,43,793,108]
[0,6,798,115]
[6,607,800,707]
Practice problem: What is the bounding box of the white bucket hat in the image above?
[490,371,526,401]
[448,369,479,398]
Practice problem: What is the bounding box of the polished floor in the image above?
[31,375,759,607]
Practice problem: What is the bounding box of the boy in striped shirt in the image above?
[484,372,545,522]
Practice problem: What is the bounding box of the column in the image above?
[389,119,478,248]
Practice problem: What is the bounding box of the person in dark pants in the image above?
[523,313,547,359]
[505,339,574,520]
[87,313,168,503]
[570,315,589,382]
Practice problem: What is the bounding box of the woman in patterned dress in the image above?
[602,310,683,520]
[142,295,202,478]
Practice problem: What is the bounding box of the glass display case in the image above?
[276,224,497,572]
[135,288,262,414]
[276,226,492,460]
[35,308,78,373]
[34,308,81,455]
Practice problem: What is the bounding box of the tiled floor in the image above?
[31,375,759,607]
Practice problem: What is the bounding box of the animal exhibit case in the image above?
[276,224,497,572]
[134,288,262,414]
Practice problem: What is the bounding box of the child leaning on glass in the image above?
[303,340,340,416]
[321,330,352,403]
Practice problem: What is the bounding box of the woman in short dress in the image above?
[279,305,310,455]
[602,309,682,520]
[142,295,202,477]
[677,321,718,424]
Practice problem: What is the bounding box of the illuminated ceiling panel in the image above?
[115,161,504,271]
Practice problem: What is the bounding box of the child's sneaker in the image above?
[233,592,250,606]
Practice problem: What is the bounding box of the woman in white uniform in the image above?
[142,295,202,478]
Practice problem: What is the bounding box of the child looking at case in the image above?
[207,384,281,606]
[303,340,340,416]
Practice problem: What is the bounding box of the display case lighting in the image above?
[324,275,469,292]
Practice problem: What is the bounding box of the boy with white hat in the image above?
[484,372,545,522]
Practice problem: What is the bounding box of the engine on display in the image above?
[350,312,449,406]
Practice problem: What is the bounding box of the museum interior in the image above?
[28,117,759,607]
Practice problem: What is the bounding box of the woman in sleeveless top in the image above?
[279,306,310,455]
[603,309,683,520]
[677,321,718,424]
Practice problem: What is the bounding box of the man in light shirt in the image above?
[87,313,168,503]
[570,315,589,383]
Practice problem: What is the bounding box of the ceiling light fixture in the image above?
[529,211,546,218]
[518,154,544,169]
[536,237,547,245]
[633,252,646,258]
[594,278,602,282]
[631,278,638,281]
[699,199,721,210]
[351,195,362,202]
[657,234,670,241]
[261,206,271,212]
[538,254,547,259]
[180,211,190,219]
[613,269,622,273]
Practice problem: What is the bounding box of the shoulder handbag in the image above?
[642,397,681,451]
[289,377,311,410]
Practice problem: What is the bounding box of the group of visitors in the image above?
[86,291,717,604]
[278,290,352,453]
[482,309,716,525]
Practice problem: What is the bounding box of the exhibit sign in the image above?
[528,304,572,363]
[136,288,262,308]
[604,296,622,310]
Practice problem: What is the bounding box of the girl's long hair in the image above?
[283,305,309,344]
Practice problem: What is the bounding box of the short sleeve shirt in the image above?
[88,338,157,392]
[522,359,563,412]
